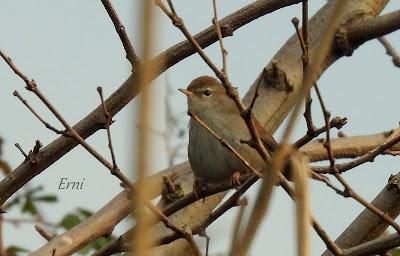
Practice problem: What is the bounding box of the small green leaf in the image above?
[91,237,113,249]
[33,194,58,203]
[21,198,37,215]
[60,213,81,229]
[78,244,92,255]
[25,186,43,197]
[77,208,93,218]
[77,237,114,255]
[5,245,30,255]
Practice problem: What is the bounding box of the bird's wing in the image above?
[253,117,278,152]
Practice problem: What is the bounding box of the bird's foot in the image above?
[230,171,242,189]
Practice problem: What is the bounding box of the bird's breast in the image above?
[188,115,264,184]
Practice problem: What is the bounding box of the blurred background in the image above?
[0,0,399,254]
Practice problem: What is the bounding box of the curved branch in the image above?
[322,172,400,256]
[346,10,400,53]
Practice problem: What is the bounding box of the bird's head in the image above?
[179,76,238,117]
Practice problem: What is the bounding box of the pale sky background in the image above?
[0,1,399,255]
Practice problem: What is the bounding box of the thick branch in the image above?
[341,233,400,256]
[30,166,177,256]
[154,0,303,69]
[345,10,400,52]
[322,172,400,256]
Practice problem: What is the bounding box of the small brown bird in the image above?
[179,76,278,191]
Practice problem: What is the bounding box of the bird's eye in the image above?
[203,89,212,96]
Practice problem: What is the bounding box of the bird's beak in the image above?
[178,88,192,97]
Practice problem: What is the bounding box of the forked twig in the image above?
[212,0,228,74]
[313,77,400,234]
[13,90,66,135]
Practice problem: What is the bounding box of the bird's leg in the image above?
[193,179,208,201]
[230,171,242,188]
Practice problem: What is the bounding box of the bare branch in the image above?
[322,172,400,256]
[13,90,66,135]
[337,10,400,56]
[97,87,118,170]
[378,36,400,68]
[313,128,400,174]
[101,0,140,67]
[34,224,55,241]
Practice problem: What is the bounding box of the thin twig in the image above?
[14,143,28,159]
[313,82,400,234]
[212,0,228,75]
[13,90,66,135]
[97,87,118,170]
[302,0,309,52]
[378,36,400,68]
[101,0,140,68]
[34,224,55,241]
[294,116,347,148]
[247,74,264,115]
